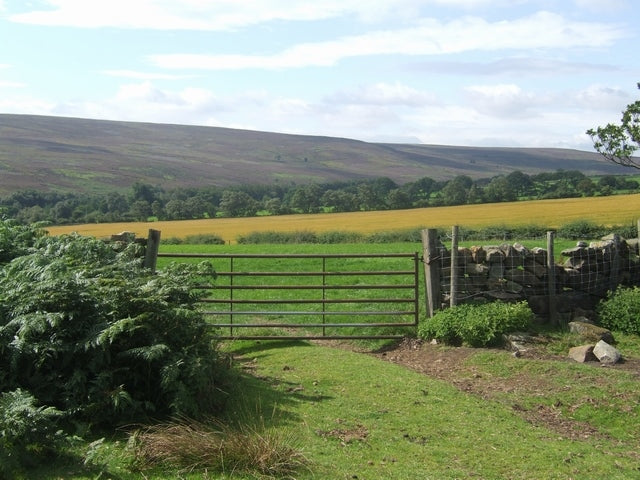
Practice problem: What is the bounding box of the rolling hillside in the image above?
[0,113,631,195]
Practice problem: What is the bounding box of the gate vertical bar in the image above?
[413,252,420,326]
[230,256,234,336]
[322,256,327,337]
[421,229,442,317]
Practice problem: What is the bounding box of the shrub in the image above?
[184,233,226,245]
[0,218,45,264]
[0,389,70,477]
[597,286,640,335]
[556,220,605,240]
[316,230,364,243]
[364,228,424,243]
[0,233,226,427]
[418,301,533,347]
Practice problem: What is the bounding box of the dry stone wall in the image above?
[438,234,640,318]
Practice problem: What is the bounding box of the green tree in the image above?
[386,189,412,210]
[576,177,596,196]
[321,189,358,212]
[129,199,153,221]
[440,176,472,206]
[357,183,386,210]
[219,190,258,217]
[483,176,516,203]
[505,170,533,197]
[587,82,640,168]
[290,184,322,213]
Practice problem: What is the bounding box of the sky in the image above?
[1,0,638,150]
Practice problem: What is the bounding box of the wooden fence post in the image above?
[421,229,442,317]
[546,231,557,326]
[144,229,161,273]
[450,225,459,308]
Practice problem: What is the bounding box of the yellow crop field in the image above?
[46,193,640,242]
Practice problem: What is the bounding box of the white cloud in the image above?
[0,64,24,88]
[573,84,632,110]
[102,70,196,80]
[8,0,429,29]
[325,82,437,107]
[573,0,629,12]
[0,81,25,88]
[464,84,542,118]
[149,12,628,70]
[410,57,616,76]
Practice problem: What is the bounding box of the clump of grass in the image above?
[130,417,308,478]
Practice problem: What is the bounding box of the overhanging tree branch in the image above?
[587,82,640,169]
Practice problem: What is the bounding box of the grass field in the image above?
[30,337,640,479]
[45,193,640,243]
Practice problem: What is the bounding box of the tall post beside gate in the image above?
[450,225,459,307]
[144,229,161,273]
[546,231,557,326]
[421,229,442,317]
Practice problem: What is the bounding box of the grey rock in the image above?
[568,321,614,344]
[568,345,597,363]
[593,340,622,365]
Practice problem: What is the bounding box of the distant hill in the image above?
[0,113,632,195]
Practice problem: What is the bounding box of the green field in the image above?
[18,241,640,479]
[29,337,640,479]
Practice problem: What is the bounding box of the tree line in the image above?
[1,170,637,225]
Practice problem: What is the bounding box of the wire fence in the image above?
[422,226,640,323]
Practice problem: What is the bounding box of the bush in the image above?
[0,389,71,477]
[597,286,640,335]
[418,301,533,347]
[556,220,606,240]
[0,233,226,427]
[0,217,45,264]
[184,233,226,245]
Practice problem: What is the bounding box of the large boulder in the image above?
[568,345,597,363]
[568,321,614,344]
[593,340,622,365]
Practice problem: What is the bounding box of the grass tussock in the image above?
[130,417,308,478]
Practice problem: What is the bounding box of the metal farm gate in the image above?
[157,252,420,340]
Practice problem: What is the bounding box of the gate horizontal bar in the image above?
[215,270,414,276]
[202,298,414,304]
[209,322,417,328]
[159,253,415,259]
[200,284,415,290]
[204,310,416,315]
[217,335,407,340]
